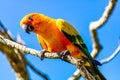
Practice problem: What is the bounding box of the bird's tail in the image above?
[81,56,106,80]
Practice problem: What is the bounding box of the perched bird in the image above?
[20,13,106,80]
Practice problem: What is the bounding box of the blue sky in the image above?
[0,0,120,80]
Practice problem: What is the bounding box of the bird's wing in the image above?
[56,19,92,59]
[56,19,87,49]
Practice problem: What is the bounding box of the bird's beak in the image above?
[21,24,34,34]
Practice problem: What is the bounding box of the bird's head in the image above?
[20,13,47,34]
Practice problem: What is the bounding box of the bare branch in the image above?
[100,44,120,64]
[90,0,116,58]
[17,34,25,45]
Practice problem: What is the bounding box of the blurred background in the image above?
[0,0,120,80]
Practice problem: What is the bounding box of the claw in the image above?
[40,49,49,60]
[57,50,70,59]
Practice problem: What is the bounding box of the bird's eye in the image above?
[28,16,33,21]
[27,25,34,32]
[22,24,34,34]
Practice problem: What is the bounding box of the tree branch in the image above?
[90,0,116,58]
[100,44,120,64]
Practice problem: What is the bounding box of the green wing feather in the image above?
[56,19,85,46]
[56,19,91,58]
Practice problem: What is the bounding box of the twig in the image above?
[0,21,13,40]
[100,44,120,64]
[90,0,116,58]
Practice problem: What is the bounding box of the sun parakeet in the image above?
[20,13,106,80]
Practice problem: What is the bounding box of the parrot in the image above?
[20,13,106,80]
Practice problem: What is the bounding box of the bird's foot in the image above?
[57,50,70,60]
[40,49,49,60]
